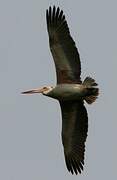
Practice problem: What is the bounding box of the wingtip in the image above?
[53,5,56,10]
[65,153,84,175]
[46,5,63,18]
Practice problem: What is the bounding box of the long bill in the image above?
[21,88,44,94]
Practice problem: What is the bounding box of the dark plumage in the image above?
[22,6,99,175]
[60,101,88,174]
[46,6,88,174]
[46,6,81,84]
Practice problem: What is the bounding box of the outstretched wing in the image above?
[59,101,88,174]
[46,6,81,84]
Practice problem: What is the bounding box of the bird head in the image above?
[22,86,54,95]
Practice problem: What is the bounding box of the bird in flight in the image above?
[22,6,99,175]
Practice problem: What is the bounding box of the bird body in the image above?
[22,6,99,175]
[43,84,86,100]
[43,79,98,102]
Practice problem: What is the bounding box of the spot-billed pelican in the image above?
[22,6,99,175]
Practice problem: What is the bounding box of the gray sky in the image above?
[0,0,117,179]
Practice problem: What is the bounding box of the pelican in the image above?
[22,6,99,175]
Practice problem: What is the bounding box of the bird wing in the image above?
[46,6,81,84]
[59,101,88,174]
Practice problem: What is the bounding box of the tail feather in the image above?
[83,77,98,87]
[83,77,99,104]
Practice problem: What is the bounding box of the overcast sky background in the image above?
[0,0,117,179]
